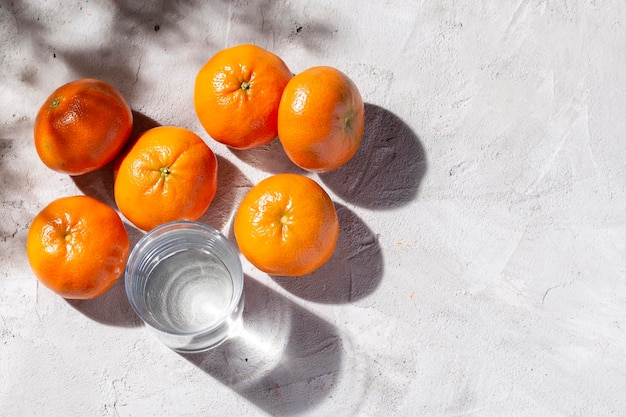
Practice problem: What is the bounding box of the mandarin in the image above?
[27,195,130,300]
[194,44,293,149]
[114,126,218,231]
[277,66,364,173]
[34,78,133,175]
[234,173,339,276]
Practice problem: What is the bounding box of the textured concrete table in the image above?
[2,1,625,416]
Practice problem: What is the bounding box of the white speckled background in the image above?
[2,1,626,416]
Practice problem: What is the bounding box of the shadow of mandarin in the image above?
[320,103,427,209]
[199,155,253,234]
[228,138,307,175]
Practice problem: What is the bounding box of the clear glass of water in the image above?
[125,221,244,353]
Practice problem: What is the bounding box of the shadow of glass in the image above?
[229,139,306,174]
[271,203,383,304]
[181,275,343,416]
[199,155,253,233]
[320,103,427,209]
[66,274,142,327]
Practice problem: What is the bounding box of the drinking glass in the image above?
[125,221,244,353]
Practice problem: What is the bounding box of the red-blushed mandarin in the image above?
[34,78,132,175]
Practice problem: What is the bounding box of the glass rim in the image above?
[124,220,244,338]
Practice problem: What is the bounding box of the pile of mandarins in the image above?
[27,44,364,300]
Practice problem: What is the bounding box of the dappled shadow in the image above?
[1,0,49,88]
[181,275,342,416]
[320,103,427,209]
[0,137,28,240]
[226,0,337,53]
[1,0,337,236]
[271,203,383,303]
[4,0,335,96]
[45,0,214,95]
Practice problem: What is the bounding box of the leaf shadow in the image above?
[320,103,427,209]
[0,137,27,240]
[180,275,343,416]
